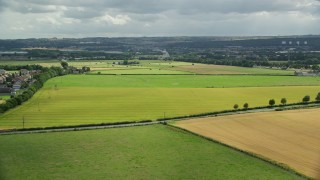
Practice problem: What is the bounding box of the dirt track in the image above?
[176,108,320,179]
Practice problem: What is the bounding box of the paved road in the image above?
[1,103,319,135]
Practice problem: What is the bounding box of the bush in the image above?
[233,104,239,110]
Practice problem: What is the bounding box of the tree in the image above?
[269,99,275,106]
[311,65,320,72]
[61,61,69,69]
[243,103,249,109]
[280,98,287,105]
[82,66,90,72]
[302,95,310,103]
[315,92,320,102]
[233,104,239,110]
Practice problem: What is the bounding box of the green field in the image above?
[49,74,320,88]
[0,75,319,129]
[0,125,301,179]
[89,68,190,74]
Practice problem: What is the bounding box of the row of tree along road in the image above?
[233,93,320,110]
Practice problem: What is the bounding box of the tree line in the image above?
[233,93,320,110]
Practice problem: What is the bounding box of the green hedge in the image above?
[0,120,153,133]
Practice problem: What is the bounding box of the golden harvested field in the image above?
[175,108,320,179]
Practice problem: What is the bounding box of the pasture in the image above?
[175,108,320,178]
[0,125,302,179]
[0,74,319,129]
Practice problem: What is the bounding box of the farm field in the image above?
[0,60,294,75]
[0,74,320,129]
[47,74,320,88]
[0,125,302,179]
[171,64,294,75]
[89,68,190,74]
[0,60,189,68]
[175,108,320,179]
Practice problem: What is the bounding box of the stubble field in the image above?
[175,108,320,178]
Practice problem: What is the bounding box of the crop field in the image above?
[171,64,294,75]
[46,74,320,88]
[175,108,320,178]
[0,125,301,179]
[0,75,319,129]
[0,60,189,68]
[0,60,295,75]
[89,68,190,74]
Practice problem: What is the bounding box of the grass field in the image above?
[175,108,320,179]
[0,125,302,179]
[0,75,319,129]
[48,74,320,88]
[171,64,294,75]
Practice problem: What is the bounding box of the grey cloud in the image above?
[63,7,103,19]
[5,1,66,14]
[4,0,313,15]
[0,0,6,12]
[0,0,320,38]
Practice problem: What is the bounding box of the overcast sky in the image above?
[0,0,319,39]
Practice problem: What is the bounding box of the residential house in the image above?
[0,69,6,75]
[12,81,22,91]
[0,76,5,84]
[0,87,12,93]
[30,70,41,77]
[20,69,30,76]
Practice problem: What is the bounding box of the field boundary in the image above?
[166,124,311,179]
[0,120,158,135]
